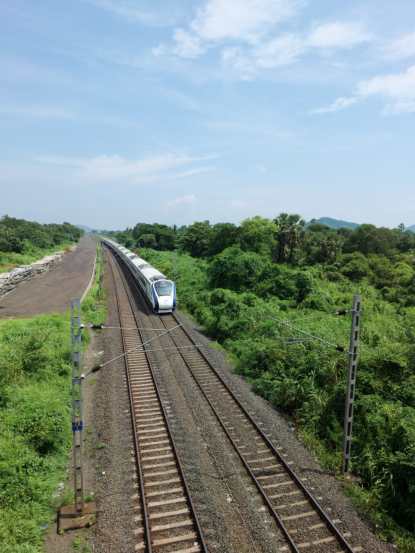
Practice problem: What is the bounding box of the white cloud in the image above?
[384,32,415,60]
[310,96,358,114]
[85,0,162,26]
[167,194,197,208]
[173,167,215,179]
[313,65,415,115]
[357,65,415,98]
[190,0,300,44]
[172,29,205,59]
[221,32,305,78]
[156,0,301,63]
[357,65,415,113]
[254,33,305,67]
[157,0,373,80]
[34,153,214,184]
[0,104,75,120]
[307,22,372,49]
[221,21,370,77]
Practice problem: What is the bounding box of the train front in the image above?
[152,279,176,313]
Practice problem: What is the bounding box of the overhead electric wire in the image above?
[82,322,182,378]
[271,315,347,352]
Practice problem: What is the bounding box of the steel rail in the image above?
[165,311,356,553]
[111,252,300,551]
[107,255,152,553]
[108,244,356,552]
[160,314,302,553]
[106,246,209,553]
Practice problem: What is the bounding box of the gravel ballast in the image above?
[90,251,394,553]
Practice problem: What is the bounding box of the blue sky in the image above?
[1,0,415,229]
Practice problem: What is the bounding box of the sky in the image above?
[1,0,415,230]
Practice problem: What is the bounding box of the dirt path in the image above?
[0,235,96,319]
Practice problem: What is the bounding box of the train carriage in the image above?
[102,238,176,313]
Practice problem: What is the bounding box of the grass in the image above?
[72,536,91,553]
[82,243,107,326]
[0,314,72,553]
[344,483,415,552]
[0,243,107,552]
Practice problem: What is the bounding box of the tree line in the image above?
[0,216,83,254]
[113,215,415,307]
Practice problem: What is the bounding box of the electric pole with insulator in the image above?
[342,294,362,474]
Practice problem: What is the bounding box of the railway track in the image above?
[107,253,208,553]
[157,312,362,553]
[108,246,364,553]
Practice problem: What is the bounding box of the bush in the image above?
[0,313,74,551]
[208,246,269,292]
[3,384,70,455]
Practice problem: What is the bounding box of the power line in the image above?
[82,323,182,378]
[271,315,346,352]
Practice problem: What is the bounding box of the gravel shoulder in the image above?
[0,235,96,319]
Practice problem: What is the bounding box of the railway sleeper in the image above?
[141,445,172,455]
[152,531,197,548]
[146,477,181,488]
[145,468,178,479]
[150,508,190,521]
[144,460,177,470]
[139,435,169,445]
[148,496,187,509]
[146,487,184,498]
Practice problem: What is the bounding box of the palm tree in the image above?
[274,213,305,263]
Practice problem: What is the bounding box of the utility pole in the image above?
[71,298,84,512]
[58,299,96,532]
[342,294,362,474]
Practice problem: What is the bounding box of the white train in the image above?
[103,238,176,313]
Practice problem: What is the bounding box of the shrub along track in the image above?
[108,247,368,553]
[107,253,207,553]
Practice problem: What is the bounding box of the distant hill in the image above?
[309,217,359,230]
[408,225,415,233]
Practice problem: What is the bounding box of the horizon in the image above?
[1,1,415,228]
[3,213,414,233]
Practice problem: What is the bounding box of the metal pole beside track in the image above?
[342,294,362,474]
[58,304,96,532]
[71,298,84,512]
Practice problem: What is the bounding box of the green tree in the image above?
[209,223,240,256]
[0,228,23,253]
[274,213,305,263]
[344,224,398,256]
[179,221,212,257]
[239,216,276,257]
[138,233,157,248]
[209,246,269,292]
[340,252,372,281]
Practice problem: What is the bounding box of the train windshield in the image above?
[154,281,173,297]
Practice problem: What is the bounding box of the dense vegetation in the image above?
[0,215,83,272]
[0,244,105,553]
[115,216,415,551]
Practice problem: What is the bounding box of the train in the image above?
[102,238,176,314]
